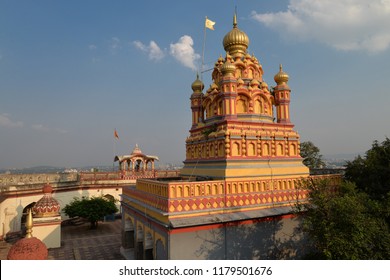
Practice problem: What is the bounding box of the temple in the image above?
[121,14,311,260]
[181,13,308,181]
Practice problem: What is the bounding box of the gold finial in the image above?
[279,64,283,71]
[25,208,33,238]
[233,12,237,28]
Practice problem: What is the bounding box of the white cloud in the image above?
[88,44,97,50]
[110,37,121,54]
[133,40,165,61]
[169,35,200,70]
[0,114,23,128]
[56,128,68,134]
[252,0,390,53]
[32,124,50,131]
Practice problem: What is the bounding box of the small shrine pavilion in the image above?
[114,144,159,172]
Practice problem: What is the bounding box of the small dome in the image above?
[274,64,289,85]
[245,53,252,60]
[261,81,269,90]
[223,13,249,57]
[7,237,48,260]
[250,79,260,87]
[33,183,60,218]
[210,83,218,91]
[191,74,204,93]
[221,59,236,75]
[237,78,244,87]
[132,144,143,155]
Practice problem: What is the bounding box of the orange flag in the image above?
[114,129,119,139]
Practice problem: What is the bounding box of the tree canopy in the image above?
[345,137,390,200]
[295,138,390,259]
[63,196,118,229]
[296,179,390,259]
[300,141,325,169]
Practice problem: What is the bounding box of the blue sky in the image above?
[1,0,390,169]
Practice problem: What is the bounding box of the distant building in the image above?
[121,14,316,260]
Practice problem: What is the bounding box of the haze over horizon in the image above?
[1,0,390,169]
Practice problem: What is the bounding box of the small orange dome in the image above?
[7,237,48,260]
[33,183,60,218]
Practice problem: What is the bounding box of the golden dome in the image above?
[221,57,236,75]
[191,74,204,93]
[223,13,249,57]
[274,64,289,85]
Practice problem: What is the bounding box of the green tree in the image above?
[345,138,390,200]
[300,141,325,169]
[63,196,118,229]
[296,179,390,259]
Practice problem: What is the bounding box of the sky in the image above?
[1,0,390,169]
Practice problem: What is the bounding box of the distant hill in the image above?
[323,153,361,168]
[324,153,361,160]
[0,165,115,174]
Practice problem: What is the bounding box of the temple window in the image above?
[248,142,256,156]
[263,143,270,156]
[236,98,247,114]
[232,142,240,156]
[218,143,225,157]
[277,143,284,156]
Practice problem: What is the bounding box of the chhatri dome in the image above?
[33,183,60,217]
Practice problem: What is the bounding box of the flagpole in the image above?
[201,16,207,82]
[113,134,116,171]
[113,129,118,171]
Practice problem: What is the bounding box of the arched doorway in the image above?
[144,232,154,260]
[156,239,167,260]
[122,218,135,249]
[136,226,144,259]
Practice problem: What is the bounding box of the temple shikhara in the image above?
[120,14,312,260]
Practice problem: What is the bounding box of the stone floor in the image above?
[0,219,126,260]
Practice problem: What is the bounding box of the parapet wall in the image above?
[123,174,342,217]
[0,173,78,187]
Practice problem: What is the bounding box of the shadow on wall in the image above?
[194,216,311,260]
